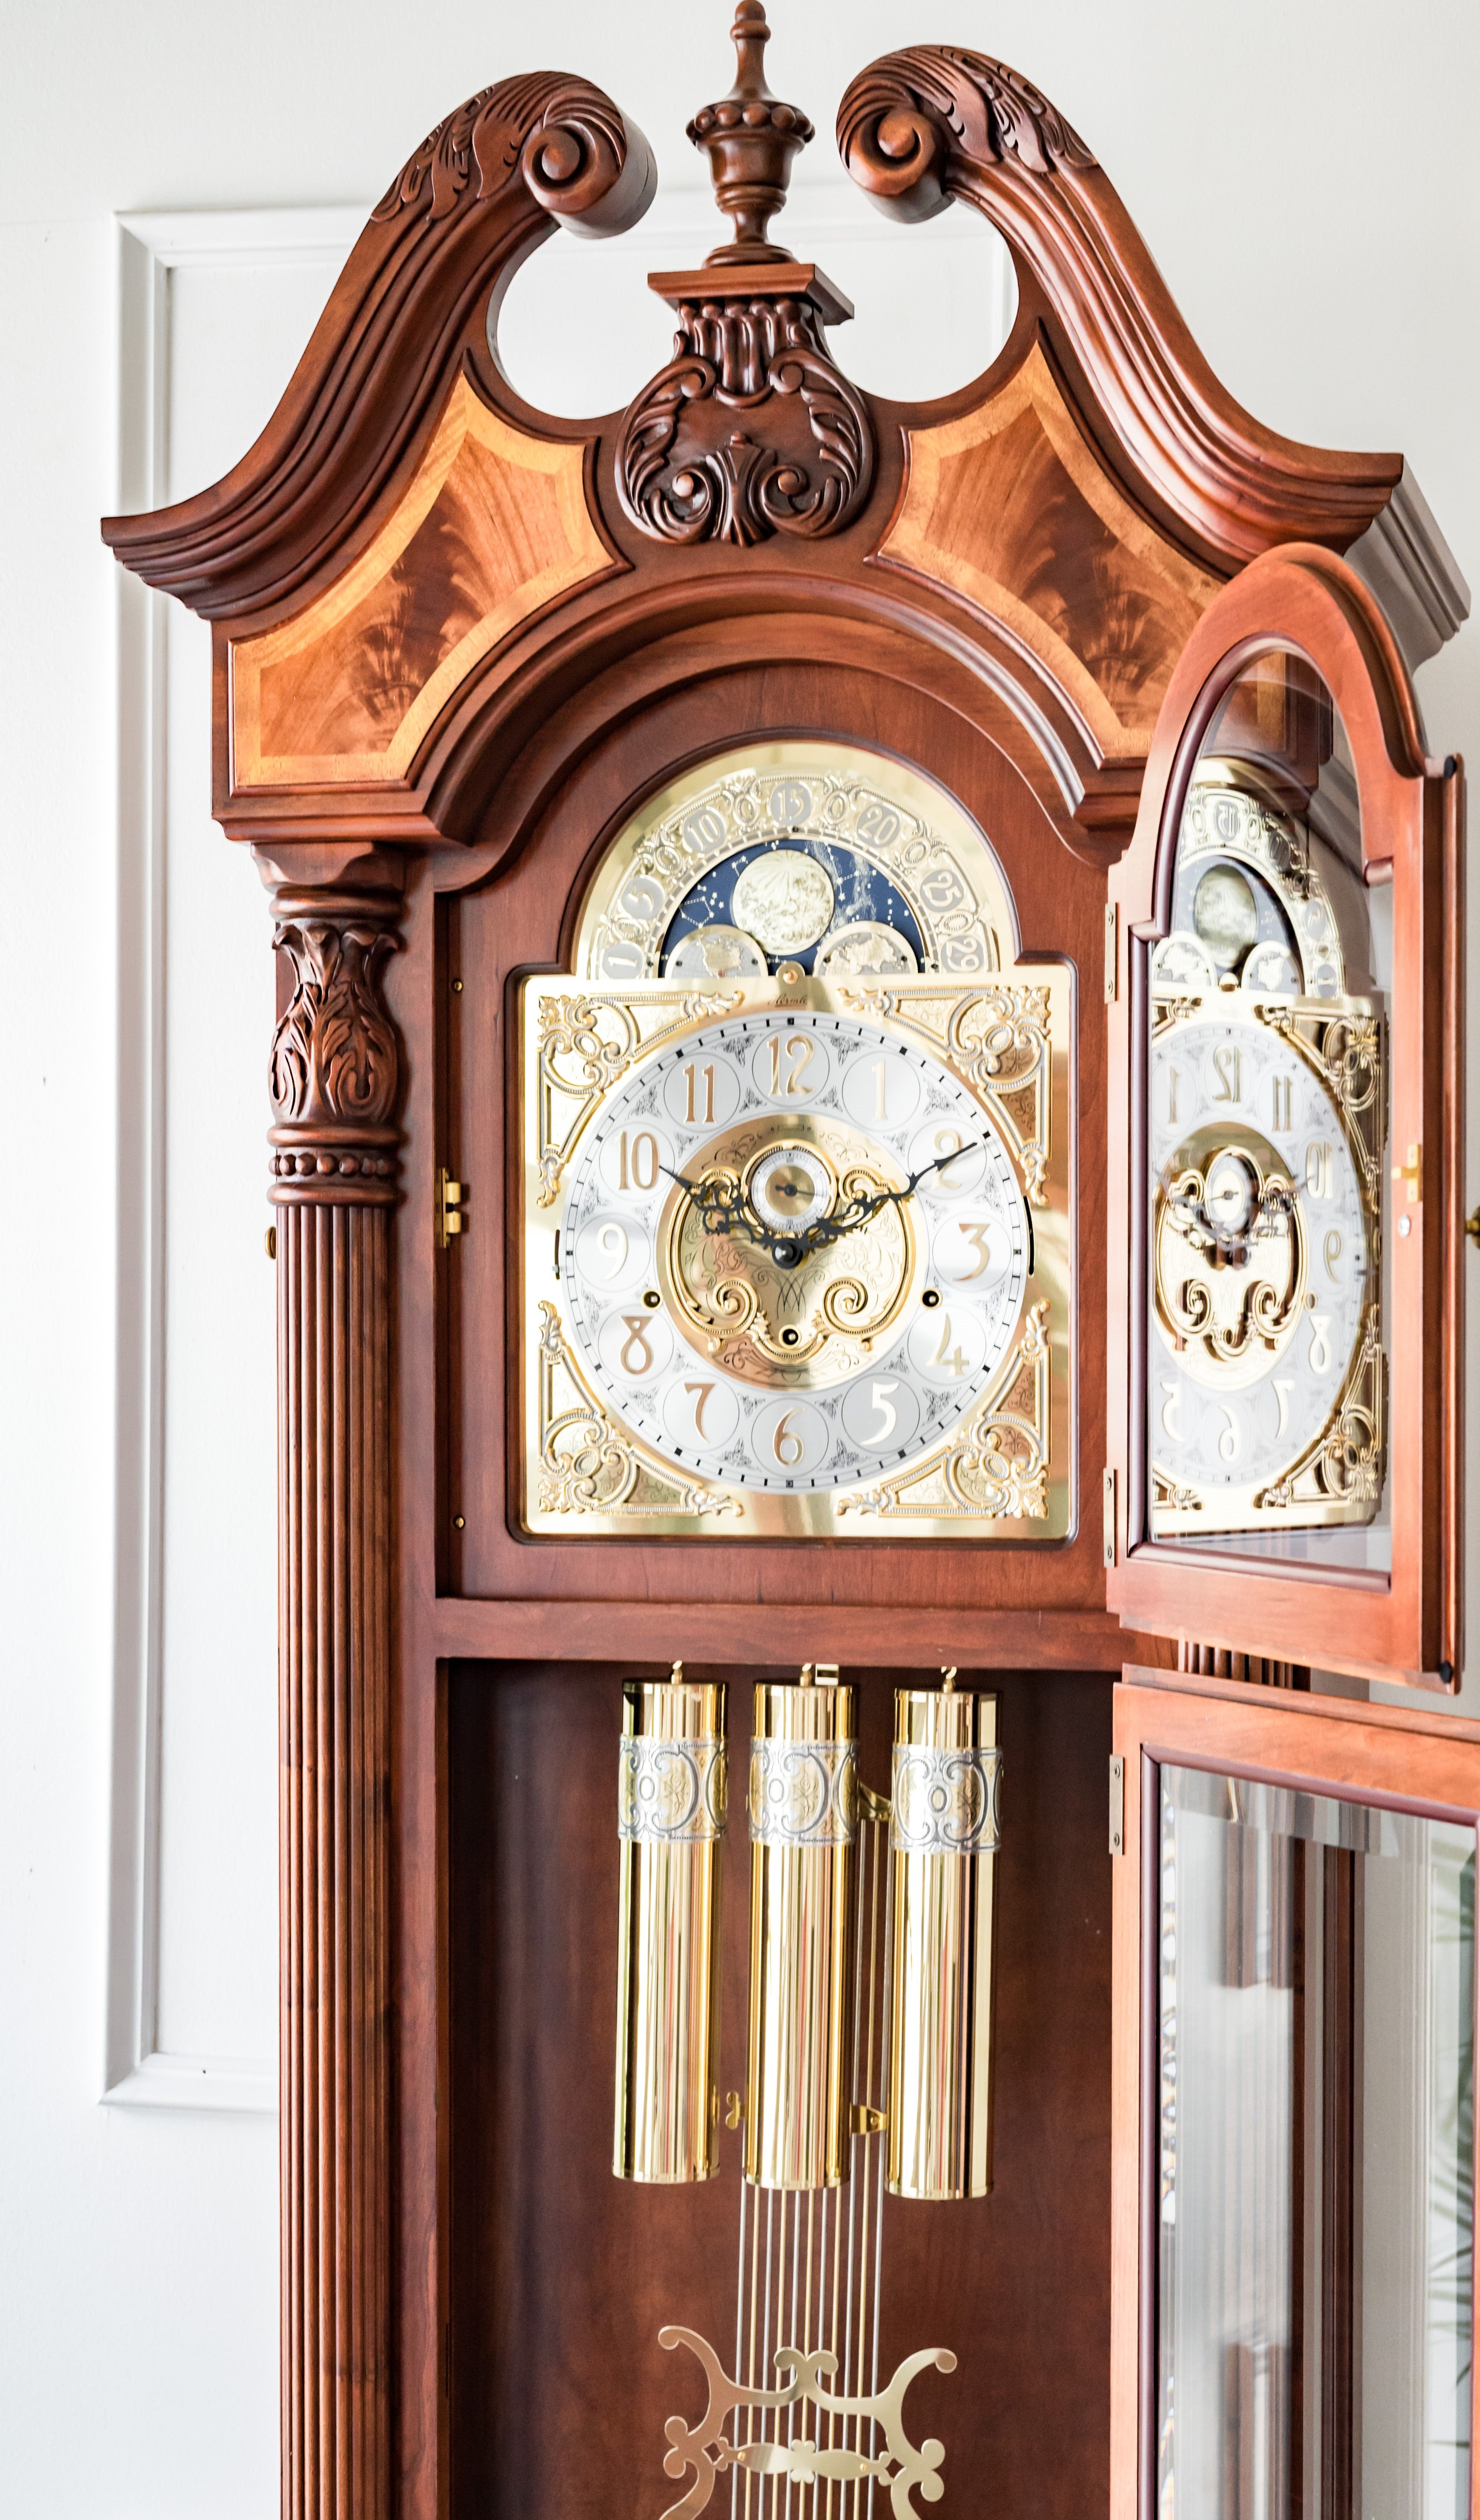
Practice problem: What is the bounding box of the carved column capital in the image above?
[267,870,404,1205]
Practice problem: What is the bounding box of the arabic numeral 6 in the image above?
[1217,1407,1241,1463]
[772,1411,805,1468]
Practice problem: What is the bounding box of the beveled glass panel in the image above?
[1157,1762,1474,2517]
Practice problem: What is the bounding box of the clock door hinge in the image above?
[437,1168,467,1248]
[1109,1755,1125,1856]
[1102,1466,1117,1569]
[1104,902,1119,1003]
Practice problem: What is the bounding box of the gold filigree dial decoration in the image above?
[1150,770,1386,1537]
[520,743,1073,1540]
[658,1115,920,1388]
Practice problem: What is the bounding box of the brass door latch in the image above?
[436,1168,467,1247]
[1391,1143,1422,1203]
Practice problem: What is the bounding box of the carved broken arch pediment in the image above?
[101,26,1462,853]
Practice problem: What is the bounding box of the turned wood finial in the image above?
[687,1,814,265]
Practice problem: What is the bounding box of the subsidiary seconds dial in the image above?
[559,1011,1031,1494]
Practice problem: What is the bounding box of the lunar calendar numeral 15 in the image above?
[618,1130,659,1191]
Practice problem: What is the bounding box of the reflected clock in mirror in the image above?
[520,744,1073,1540]
[1147,655,1389,1560]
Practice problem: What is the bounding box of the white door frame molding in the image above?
[104,207,364,2116]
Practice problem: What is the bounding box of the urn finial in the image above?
[686,2,814,266]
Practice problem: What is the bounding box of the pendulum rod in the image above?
[728,1807,892,2517]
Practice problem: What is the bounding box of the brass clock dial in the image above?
[520,743,1073,1540]
[1148,773,1386,1540]
[558,1011,1029,1496]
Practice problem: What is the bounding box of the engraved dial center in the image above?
[658,1115,921,1391]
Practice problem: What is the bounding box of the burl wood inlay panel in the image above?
[231,376,612,787]
[880,345,1220,753]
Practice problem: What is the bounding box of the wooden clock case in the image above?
[103,18,1468,2519]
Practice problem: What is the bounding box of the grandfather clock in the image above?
[105,12,1475,2518]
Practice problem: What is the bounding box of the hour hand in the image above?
[658,1161,764,1246]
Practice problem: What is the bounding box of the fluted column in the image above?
[267,862,402,2520]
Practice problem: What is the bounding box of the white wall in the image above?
[1,3,1477,2512]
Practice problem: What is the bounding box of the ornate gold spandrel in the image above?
[839,1299,1052,1523]
[838,978,1054,1206]
[657,2325,956,2520]
[535,986,744,1205]
[534,1301,742,1523]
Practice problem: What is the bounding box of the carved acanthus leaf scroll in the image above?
[837,46,1094,204]
[836,47,1403,568]
[103,71,654,619]
[618,293,874,546]
[269,884,402,1204]
[373,72,645,234]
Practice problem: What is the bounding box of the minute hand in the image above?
[789,1141,985,1259]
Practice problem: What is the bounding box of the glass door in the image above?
[1104,547,1465,1686]
[1112,1677,1480,2519]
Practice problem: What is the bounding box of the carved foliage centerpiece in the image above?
[617,2,875,545]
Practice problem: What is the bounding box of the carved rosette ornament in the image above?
[268,881,402,1203]
[617,1,875,546]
